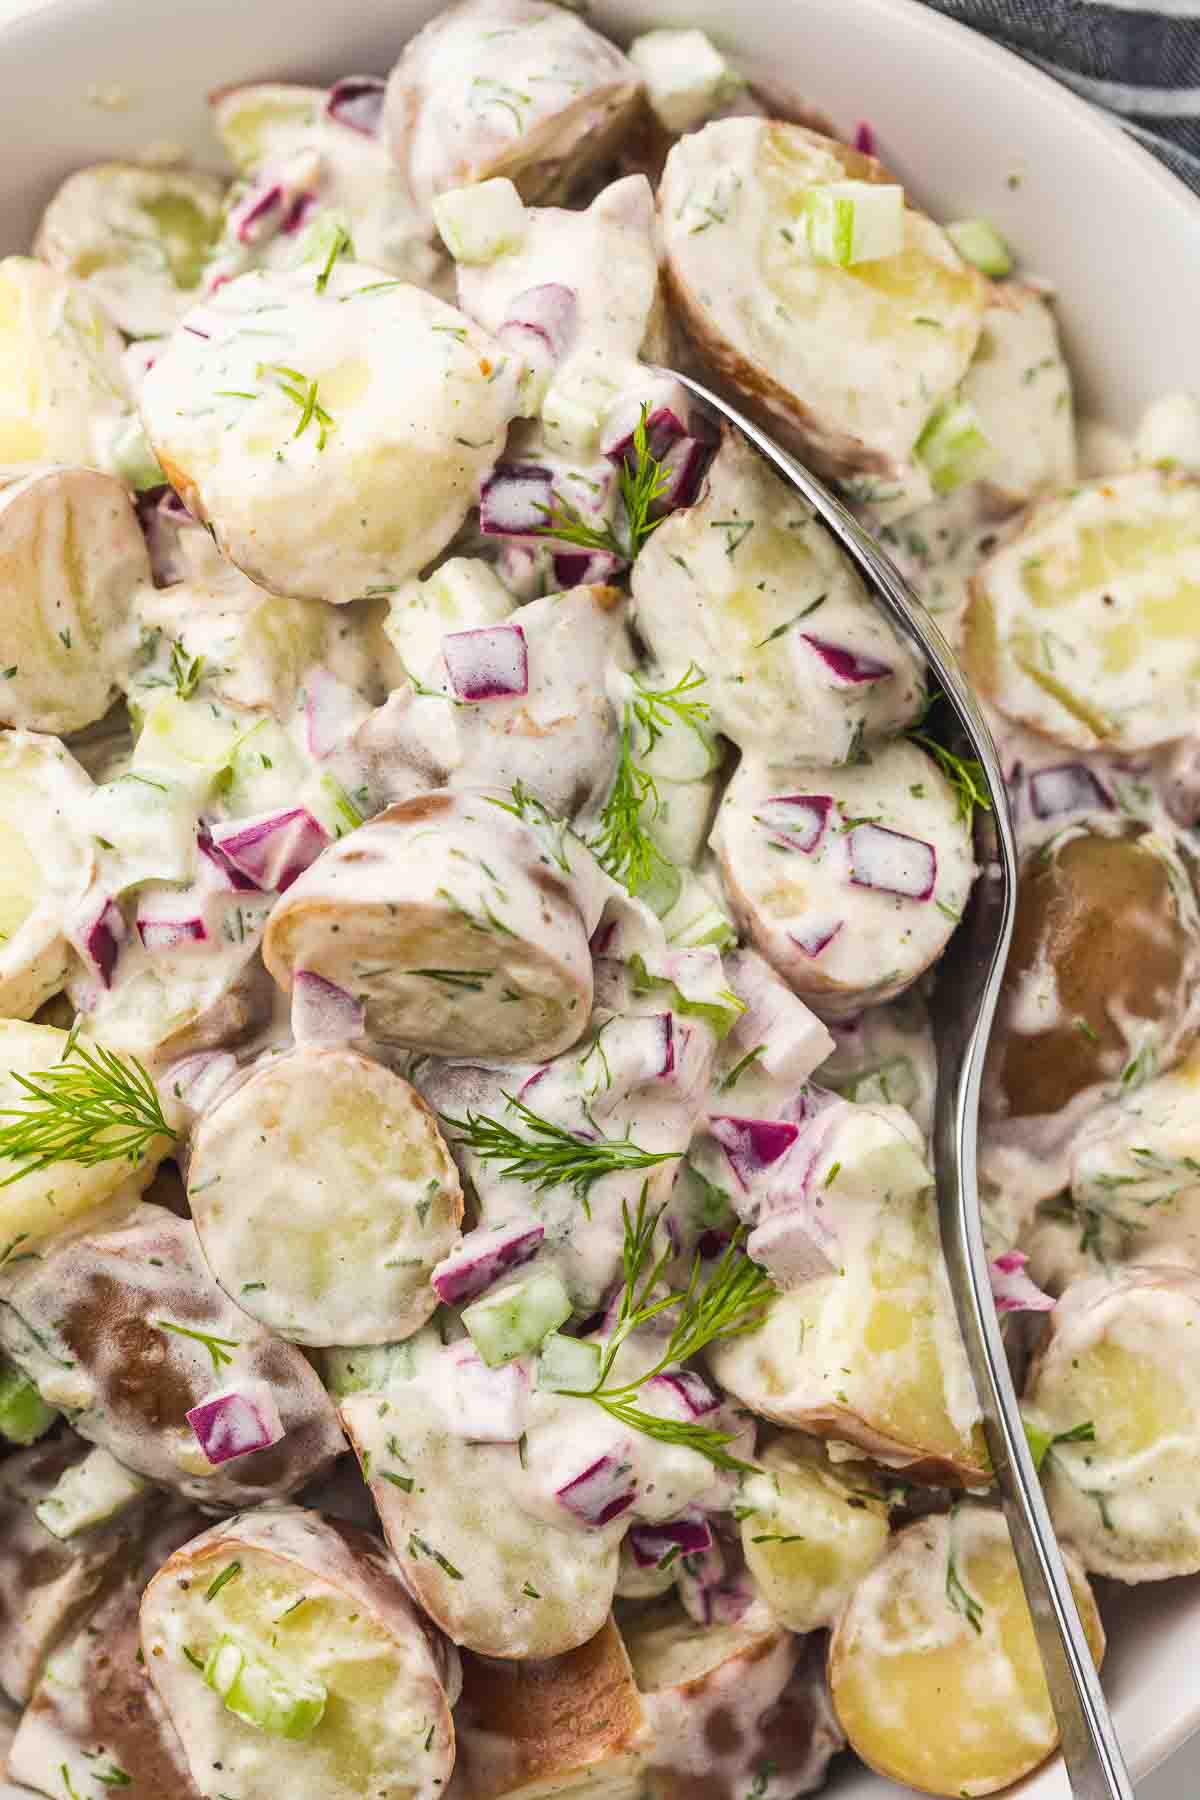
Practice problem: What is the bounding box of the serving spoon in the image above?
[671,370,1134,1800]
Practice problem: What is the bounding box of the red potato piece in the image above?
[385,0,642,216]
[0,733,96,1023]
[9,1508,206,1800]
[140,1505,459,1800]
[0,468,149,736]
[658,119,987,491]
[263,790,594,1059]
[0,1438,155,1705]
[188,1045,463,1347]
[69,947,277,1066]
[450,1617,648,1800]
[0,1203,344,1506]
[710,741,975,1017]
[0,258,130,469]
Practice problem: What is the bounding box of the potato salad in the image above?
[1,5,1199,1799]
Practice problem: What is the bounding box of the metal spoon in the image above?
[671,370,1134,1800]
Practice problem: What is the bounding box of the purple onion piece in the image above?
[69,897,126,989]
[443,1347,529,1443]
[708,1114,799,1190]
[210,808,330,895]
[604,405,686,467]
[479,463,554,537]
[789,919,844,960]
[442,622,529,702]
[137,913,208,953]
[847,823,937,901]
[1029,763,1113,820]
[197,827,259,894]
[164,1050,239,1116]
[651,434,711,519]
[186,1381,285,1465]
[755,794,832,855]
[747,1209,836,1291]
[801,634,893,684]
[552,548,624,589]
[281,192,317,235]
[644,1369,721,1420]
[292,970,366,1047]
[556,1451,638,1527]
[627,1516,712,1568]
[230,181,283,246]
[854,120,877,156]
[326,75,386,136]
[304,670,358,761]
[499,283,578,360]
[657,1012,676,1080]
[431,1219,546,1306]
[989,1249,1055,1316]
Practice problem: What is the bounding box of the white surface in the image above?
[0,0,1197,1793]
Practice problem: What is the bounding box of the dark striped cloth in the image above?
[918,0,1200,189]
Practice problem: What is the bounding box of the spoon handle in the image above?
[670,371,1134,1800]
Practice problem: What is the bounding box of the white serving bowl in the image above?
[0,0,1197,1793]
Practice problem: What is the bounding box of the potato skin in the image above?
[995,825,1199,1118]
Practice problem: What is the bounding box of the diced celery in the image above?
[321,1339,418,1397]
[633,853,683,919]
[627,29,740,135]
[203,1635,327,1740]
[537,1331,601,1394]
[34,1445,148,1539]
[462,1270,572,1368]
[0,1354,57,1445]
[661,876,738,952]
[637,706,721,784]
[133,695,243,803]
[801,181,904,268]
[542,372,618,457]
[915,395,992,495]
[432,179,527,264]
[104,413,165,491]
[836,1056,918,1112]
[946,218,1012,278]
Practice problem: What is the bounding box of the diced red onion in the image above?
[210,808,330,894]
[164,1050,240,1116]
[553,549,623,588]
[431,1218,546,1306]
[479,463,554,537]
[196,827,259,894]
[651,434,710,518]
[68,896,126,989]
[556,1450,638,1527]
[854,121,877,156]
[160,489,194,522]
[281,193,317,234]
[644,1369,720,1419]
[515,1065,548,1103]
[747,1209,836,1290]
[627,1516,712,1567]
[708,1115,799,1191]
[443,1346,529,1443]
[789,919,844,959]
[136,900,208,953]
[705,1580,756,1626]
[1029,763,1113,820]
[291,970,365,1047]
[801,635,893,684]
[676,1540,725,1623]
[989,1249,1055,1316]
[498,283,578,360]
[186,1380,285,1465]
[228,181,284,246]
[604,405,686,467]
[442,622,528,702]
[326,75,386,136]
[847,823,937,901]
[755,795,832,854]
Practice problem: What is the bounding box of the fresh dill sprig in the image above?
[561,1188,773,1470]
[170,638,204,701]
[588,717,665,893]
[0,1034,175,1188]
[534,404,672,562]
[484,781,573,873]
[628,663,711,757]
[440,1092,681,1219]
[152,1318,240,1373]
[257,362,334,449]
[907,730,992,828]
[314,224,355,295]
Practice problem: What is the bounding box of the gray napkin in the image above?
[918,0,1200,189]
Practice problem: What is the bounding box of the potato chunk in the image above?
[632,432,925,763]
[659,119,986,491]
[1025,1267,1200,1581]
[263,791,593,1059]
[965,468,1200,750]
[737,1438,890,1632]
[35,163,225,338]
[0,257,130,467]
[141,1505,458,1800]
[0,467,149,735]
[960,283,1075,512]
[0,733,95,1022]
[188,1046,463,1346]
[140,267,522,604]
[384,0,641,216]
[829,1506,1103,1797]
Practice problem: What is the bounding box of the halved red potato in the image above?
[0,1022,168,1252]
[0,467,149,735]
[0,1437,155,1704]
[9,1507,205,1800]
[0,734,95,1022]
[631,432,925,763]
[829,1506,1104,1797]
[0,1202,344,1505]
[710,740,975,1016]
[737,1437,890,1633]
[263,790,593,1059]
[188,1045,463,1346]
[1024,1266,1200,1581]
[384,0,642,216]
[68,945,277,1067]
[451,1617,648,1799]
[964,467,1200,751]
[659,119,987,492]
[141,1505,459,1800]
[34,163,226,339]
[0,258,130,468]
[140,267,522,605]
[960,283,1075,513]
